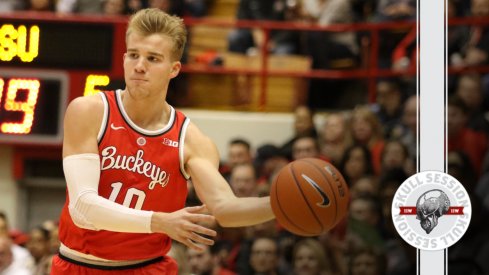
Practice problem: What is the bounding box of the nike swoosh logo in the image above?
[110,123,126,131]
[302,174,330,207]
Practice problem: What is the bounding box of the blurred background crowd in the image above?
[1,0,489,274]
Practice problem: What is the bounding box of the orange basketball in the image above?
[270,158,350,236]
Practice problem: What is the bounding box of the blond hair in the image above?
[351,105,383,145]
[126,8,187,61]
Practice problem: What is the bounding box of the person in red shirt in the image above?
[51,8,275,274]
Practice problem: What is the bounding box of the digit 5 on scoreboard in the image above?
[0,69,68,145]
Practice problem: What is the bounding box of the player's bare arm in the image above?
[63,95,104,157]
[184,122,275,227]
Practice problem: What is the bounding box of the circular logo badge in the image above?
[137,137,146,146]
[391,171,471,251]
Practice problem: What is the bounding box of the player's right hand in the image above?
[151,205,217,251]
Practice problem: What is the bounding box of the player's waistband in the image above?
[58,251,164,270]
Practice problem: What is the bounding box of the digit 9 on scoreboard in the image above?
[0,70,68,145]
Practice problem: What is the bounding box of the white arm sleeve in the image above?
[63,154,153,233]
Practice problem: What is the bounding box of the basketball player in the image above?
[51,8,274,274]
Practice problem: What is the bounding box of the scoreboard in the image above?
[0,12,128,145]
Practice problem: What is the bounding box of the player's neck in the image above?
[120,89,171,130]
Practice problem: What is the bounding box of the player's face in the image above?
[124,32,180,98]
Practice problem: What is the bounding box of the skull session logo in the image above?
[392,171,471,250]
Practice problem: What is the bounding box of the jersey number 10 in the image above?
[109,182,147,210]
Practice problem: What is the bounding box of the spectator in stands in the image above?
[447,95,488,175]
[299,0,359,110]
[348,195,385,251]
[447,150,477,194]
[148,0,171,12]
[451,0,489,67]
[390,25,416,72]
[126,0,148,14]
[56,0,103,13]
[39,220,59,255]
[229,163,258,198]
[339,144,374,186]
[181,0,209,17]
[300,0,359,69]
[350,176,378,199]
[281,105,318,160]
[254,144,289,186]
[233,219,286,275]
[103,0,127,15]
[0,0,23,11]
[227,0,300,55]
[291,135,323,161]
[26,226,51,275]
[455,73,489,133]
[377,168,407,238]
[168,243,189,274]
[349,246,387,275]
[447,0,470,66]
[0,236,32,275]
[24,0,56,11]
[154,0,208,17]
[375,0,416,21]
[350,0,377,22]
[371,79,404,139]
[187,245,236,275]
[380,139,414,176]
[292,238,333,275]
[318,112,352,166]
[249,237,283,275]
[374,0,416,68]
[220,138,253,180]
[391,94,417,160]
[350,105,384,175]
[0,213,35,273]
[377,168,415,275]
[0,214,6,238]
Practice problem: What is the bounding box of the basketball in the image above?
[270,158,350,236]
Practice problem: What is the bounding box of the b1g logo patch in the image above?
[392,171,471,250]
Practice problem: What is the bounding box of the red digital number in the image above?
[0,78,40,134]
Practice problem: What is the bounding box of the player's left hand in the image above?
[150,205,217,251]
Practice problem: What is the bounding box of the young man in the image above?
[51,8,274,274]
